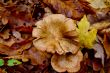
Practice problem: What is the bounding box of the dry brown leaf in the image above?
[92,58,102,71]
[43,0,95,20]
[93,43,104,65]
[90,20,110,31]
[103,33,110,57]
[43,0,84,20]
[0,37,15,47]
[5,55,29,62]
[1,17,8,25]
[0,29,10,39]
[0,43,15,55]
[27,47,50,65]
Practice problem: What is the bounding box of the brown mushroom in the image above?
[51,50,83,72]
[32,14,79,55]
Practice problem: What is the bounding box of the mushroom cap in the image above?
[51,50,83,72]
[32,14,79,55]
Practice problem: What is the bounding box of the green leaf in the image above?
[77,15,97,48]
[7,59,22,66]
[0,59,4,66]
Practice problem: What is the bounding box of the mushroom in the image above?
[51,50,83,72]
[32,14,79,55]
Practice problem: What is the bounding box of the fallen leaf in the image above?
[0,59,4,66]
[93,43,104,65]
[0,43,15,55]
[7,59,22,66]
[77,15,97,48]
[92,58,102,71]
[103,33,110,57]
[90,20,110,44]
[0,37,15,47]
[28,47,50,66]
[87,0,107,9]
[43,0,85,20]
[0,29,10,39]
[1,17,8,25]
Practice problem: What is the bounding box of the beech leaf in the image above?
[77,15,97,48]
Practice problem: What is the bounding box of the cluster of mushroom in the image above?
[32,14,83,72]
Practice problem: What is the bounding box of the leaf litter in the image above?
[0,0,110,73]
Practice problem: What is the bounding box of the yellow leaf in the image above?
[77,15,97,48]
[78,15,90,32]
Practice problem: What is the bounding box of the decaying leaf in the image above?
[77,15,97,48]
[27,47,50,66]
[92,58,102,71]
[93,43,104,65]
[87,0,107,9]
[0,0,109,72]
[43,0,84,20]
[33,14,79,55]
[0,29,10,39]
[90,20,110,31]
[51,51,83,72]
[0,37,15,47]
[103,33,110,57]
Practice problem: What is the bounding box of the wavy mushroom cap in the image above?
[51,50,83,72]
[32,14,79,55]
